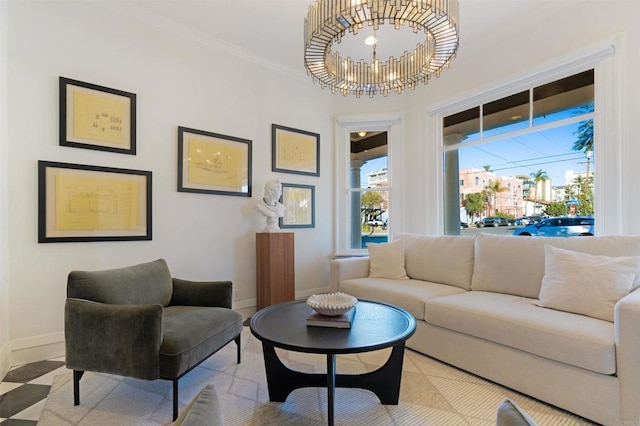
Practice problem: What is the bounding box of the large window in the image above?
[443,70,595,236]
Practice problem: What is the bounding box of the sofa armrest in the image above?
[615,289,640,424]
[64,298,162,379]
[330,257,370,292]
[170,278,232,308]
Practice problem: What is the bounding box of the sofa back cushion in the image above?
[472,234,640,298]
[67,258,173,306]
[396,233,475,290]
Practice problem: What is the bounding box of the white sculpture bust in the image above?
[255,179,285,232]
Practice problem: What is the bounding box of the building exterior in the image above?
[459,168,525,219]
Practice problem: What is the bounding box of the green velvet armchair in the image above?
[64,258,242,420]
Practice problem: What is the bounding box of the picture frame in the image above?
[279,183,315,229]
[59,77,136,155]
[271,124,320,176]
[38,161,152,243]
[177,126,252,197]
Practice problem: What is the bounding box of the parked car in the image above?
[477,217,509,227]
[512,216,594,237]
[460,222,469,229]
[514,217,530,226]
[526,215,544,224]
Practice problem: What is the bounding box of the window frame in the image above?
[426,37,620,236]
[334,113,404,256]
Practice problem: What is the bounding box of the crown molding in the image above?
[90,2,309,83]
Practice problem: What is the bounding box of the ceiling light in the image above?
[304,0,459,98]
[358,131,367,137]
[363,34,377,46]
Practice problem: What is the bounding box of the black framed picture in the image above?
[177,126,252,197]
[38,161,151,242]
[271,124,320,176]
[59,77,137,154]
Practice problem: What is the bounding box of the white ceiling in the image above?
[121,0,562,75]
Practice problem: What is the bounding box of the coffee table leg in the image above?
[261,342,330,401]
[327,354,336,426]
[334,343,406,404]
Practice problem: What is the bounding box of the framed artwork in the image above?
[279,183,315,229]
[59,77,136,155]
[271,124,320,176]
[38,161,152,243]
[178,126,252,197]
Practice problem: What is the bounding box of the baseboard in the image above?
[296,286,330,299]
[11,331,65,366]
[0,340,10,380]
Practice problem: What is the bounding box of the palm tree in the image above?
[572,175,585,194]
[485,180,508,216]
[572,106,594,154]
[529,169,549,213]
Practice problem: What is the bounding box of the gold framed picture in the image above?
[38,161,152,243]
[271,124,320,176]
[59,77,136,154]
[279,183,315,228]
[177,126,252,197]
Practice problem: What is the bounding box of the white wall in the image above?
[1,0,11,378]
[334,0,640,236]
[5,1,334,364]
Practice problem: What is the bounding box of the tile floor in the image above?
[0,359,67,425]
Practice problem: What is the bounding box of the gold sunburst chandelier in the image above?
[304,0,459,97]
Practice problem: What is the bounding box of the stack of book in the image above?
[306,307,356,329]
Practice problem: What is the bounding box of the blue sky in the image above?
[459,121,590,185]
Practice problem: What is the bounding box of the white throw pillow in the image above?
[535,244,640,322]
[367,240,409,280]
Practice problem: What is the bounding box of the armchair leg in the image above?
[235,333,241,364]
[173,379,179,421]
[73,370,84,406]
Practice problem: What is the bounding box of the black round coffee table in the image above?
[250,299,416,426]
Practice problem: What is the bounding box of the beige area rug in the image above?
[38,327,594,425]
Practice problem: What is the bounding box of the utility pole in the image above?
[583,150,592,198]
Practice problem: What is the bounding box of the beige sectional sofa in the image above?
[330,233,640,426]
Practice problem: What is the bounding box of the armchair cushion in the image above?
[67,259,173,306]
[160,306,243,378]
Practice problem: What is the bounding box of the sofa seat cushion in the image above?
[340,277,467,320]
[160,306,242,378]
[425,292,615,374]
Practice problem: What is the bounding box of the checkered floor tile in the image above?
[0,359,66,425]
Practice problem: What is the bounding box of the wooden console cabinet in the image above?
[256,232,294,310]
